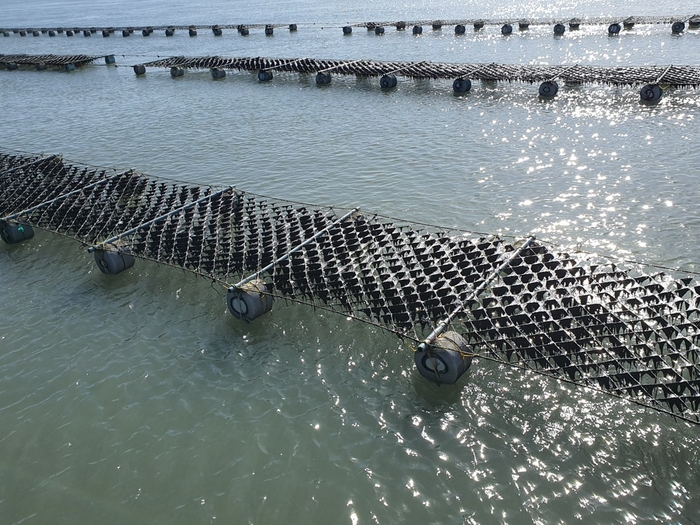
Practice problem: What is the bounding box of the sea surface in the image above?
[1,0,700,523]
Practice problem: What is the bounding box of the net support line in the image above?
[0,155,58,178]
[231,207,360,289]
[1,169,131,222]
[88,185,235,252]
[419,236,536,349]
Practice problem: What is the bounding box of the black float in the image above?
[375,26,385,35]
[672,21,685,34]
[380,74,397,89]
[211,67,226,80]
[501,24,512,35]
[539,80,559,98]
[315,72,331,85]
[170,67,184,78]
[554,23,565,35]
[343,26,352,35]
[93,249,136,275]
[258,70,273,82]
[133,64,146,75]
[640,84,662,103]
[414,332,473,384]
[452,77,471,94]
[608,23,621,35]
[0,221,35,244]
[412,25,423,35]
[455,24,466,34]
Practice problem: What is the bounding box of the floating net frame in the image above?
[1,148,699,425]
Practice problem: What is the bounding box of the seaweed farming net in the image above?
[1,149,699,425]
[140,56,700,88]
[0,53,106,66]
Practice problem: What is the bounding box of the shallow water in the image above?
[1,1,700,524]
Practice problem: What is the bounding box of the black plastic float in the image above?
[608,23,621,35]
[501,23,512,35]
[412,25,422,35]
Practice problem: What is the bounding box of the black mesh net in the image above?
[1,150,699,425]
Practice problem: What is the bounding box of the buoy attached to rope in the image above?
[133,64,146,75]
[105,54,116,65]
[539,80,559,98]
[553,23,565,35]
[455,24,466,34]
[211,67,226,80]
[375,26,385,35]
[227,280,274,321]
[343,26,352,35]
[608,23,621,35]
[94,249,135,275]
[412,25,423,35]
[315,72,331,85]
[640,84,662,103]
[0,221,34,244]
[380,74,397,89]
[414,331,473,385]
[452,77,471,93]
[671,21,685,34]
[170,67,184,78]
[501,24,513,35]
[265,25,274,35]
[258,70,273,82]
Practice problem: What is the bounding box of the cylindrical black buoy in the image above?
[211,67,226,79]
[227,280,274,321]
[105,55,116,65]
[689,17,700,29]
[212,25,222,36]
[189,27,197,37]
[289,24,297,31]
[412,25,423,35]
[63,63,76,71]
[165,28,174,36]
[452,77,471,93]
[19,30,26,36]
[90,27,97,33]
[5,62,19,70]
[569,19,581,30]
[83,30,91,36]
[258,70,273,81]
[624,18,635,29]
[553,23,565,35]
[36,63,47,70]
[265,25,274,35]
[501,24,513,35]
[170,67,184,78]
[94,249,135,275]
[455,24,466,34]
[123,29,130,37]
[133,64,146,75]
[32,30,40,36]
[414,332,473,385]
[343,26,352,35]
[671,21,685,34]
[240,27,249,36]
[608,23,621,35]
[395,21,406,30]
[539,80,559,98]
[640,84,662,104]
[374,26,384,35]
[0,221,34,244]
[473,21,484,30]
[380,74,397,89]
[66,30,74,36]
[142,29,150,36]
[48,30,56,36]
[3,31,10,37]
[432,22,442,30]
[519,22,529,30]
[315,72,331,85]
[102,30,109,37]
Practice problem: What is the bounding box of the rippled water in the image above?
[2,0,700,523]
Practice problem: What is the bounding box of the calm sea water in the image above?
[1,1,700,524]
